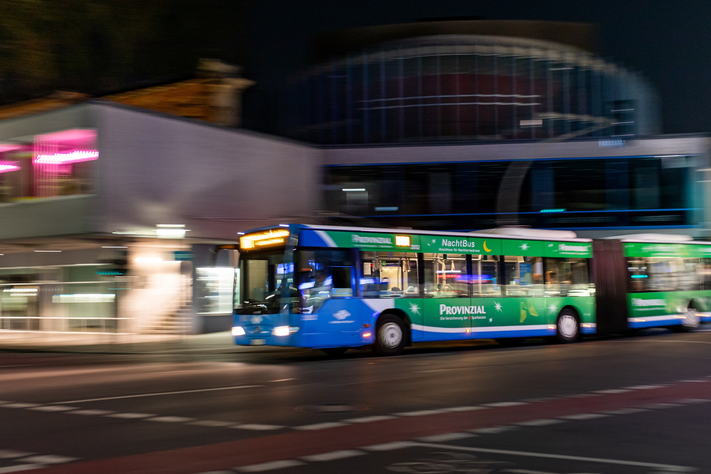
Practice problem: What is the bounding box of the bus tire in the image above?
[373,314,408,356]
[673,306,700,332]
[555,308,580,343]
[322,347,349,357]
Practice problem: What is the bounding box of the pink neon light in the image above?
[34,150,99,165]
[0,161,20,174]
[0,144,21,153]
[36,129,96,143]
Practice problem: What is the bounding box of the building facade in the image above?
[0,102,321,336]
[283,20,659,145]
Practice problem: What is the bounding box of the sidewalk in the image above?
[0,331,281,354]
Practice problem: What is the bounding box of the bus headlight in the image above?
[232,326,246,336]
[272,326,299,336]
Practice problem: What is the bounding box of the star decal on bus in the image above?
[520,243,529,251]
[494,301,502,312]
[409,302,420,315]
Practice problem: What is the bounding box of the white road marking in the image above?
[301,450,365,462]
[625,385,664,390]
[231,424,284,431]
[190,420,237,428]
[601,408,649,415]
[293,422,347,431]
[0,451,34,459]
[147,416,195,423]
[678,379,708,383]
[482,402,527,408]
[443,406,489,412]
[20,455,78,464]
[2,403,39,409]
[417,433,476,442]
[270,379,295,383]
[415,442,697,471]
[107,412,155,419]
[637,403,680,409]
[58,385,263,404]
[237,460,305,472]
[0,464,46,473]
[561,413,610,420]
[674,398,711,404]
[29,406,77,412]
[342,415,397,423]
[516,419,565,427]
[501,470,560,474]
[470,426,519,434]
[71,409,115,416]
[362,441,419,451]
[394,409,450,416]
[594,389,632,394]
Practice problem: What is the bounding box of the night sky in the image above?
[242,0,711,135]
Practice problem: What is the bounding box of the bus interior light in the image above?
[395,235,411,247]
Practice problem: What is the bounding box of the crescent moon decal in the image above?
[483,241,492,253]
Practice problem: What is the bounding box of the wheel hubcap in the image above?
[559,315,578,339]
[379,322,403,349]
[684,308,700,328]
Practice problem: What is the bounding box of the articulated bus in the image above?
[231,224,711,356]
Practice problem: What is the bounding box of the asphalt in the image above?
[1,327,711,473]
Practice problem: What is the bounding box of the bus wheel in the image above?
[374,314,407,356]
[555,309,580,343]
[683,307,700,330]
[674,307,700,332]
[322,347,349,357]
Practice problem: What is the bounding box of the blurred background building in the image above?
[282,20,659,144]
[0,21,709,338]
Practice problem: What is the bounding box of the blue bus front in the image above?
[232,225,373,350]
[231,226,302,347]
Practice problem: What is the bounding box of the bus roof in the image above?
[606,233,711,246]
[298,224,592,242]
[472,227,578,240]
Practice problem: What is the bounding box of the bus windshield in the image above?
[235,248,292,314]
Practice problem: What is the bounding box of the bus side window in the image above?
[423,253,467,298]
[472,254,500,297]
[503,256,543,297]
[331,267,354,297]
[297,249,352,311]
[360,252,418,298]
[545,258,591,297]
[701,258,711,290]
[627,258,648,292]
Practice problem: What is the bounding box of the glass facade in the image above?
[324,155,698,231]
[284,37,658,145]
